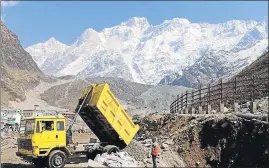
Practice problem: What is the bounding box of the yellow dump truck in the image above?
[16,83,140,168]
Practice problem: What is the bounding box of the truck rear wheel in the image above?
[86,151,99,160]
[47,150,67,168]
[103,145,120,154]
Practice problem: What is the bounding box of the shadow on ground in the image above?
[1,157,88,168]
[1,163,33,168]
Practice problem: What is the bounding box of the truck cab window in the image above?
[41,121,54,131]
[36,121,40,133]
[57,121,64,131]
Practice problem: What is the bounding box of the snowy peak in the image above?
[26,37,69,50]
[163,18,191,26]
[45,37,58,44]
[25,37,69,67]
[121,17,149,28]
[75,28,101,47]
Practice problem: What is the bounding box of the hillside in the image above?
[26,17,268,88]
[137,113,268,167]
[0,22,55,106]
[40,77,191,115]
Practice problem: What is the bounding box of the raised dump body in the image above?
[76,83,139,149]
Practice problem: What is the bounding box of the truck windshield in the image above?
[23,119,35,134]
[19,120,26,134]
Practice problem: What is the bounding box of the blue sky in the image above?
[1,1,268,47]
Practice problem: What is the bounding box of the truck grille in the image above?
[18,139,32,150]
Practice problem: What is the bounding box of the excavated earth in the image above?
[136,113,269,168]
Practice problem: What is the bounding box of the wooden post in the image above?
[181,93,183,113]
[219,79,224,113]
[234,77,237,102]
[251,75,255,102]
[208,83,211,105]
[220,78,223,103]
[250,75,256,113]
[192,90,194,106]
[199,85,202,106]
[191,90,195,114]
[185,90,188,108]
[199,84,202,114]
[207,84,211,114]
[185,90,188,114]
[176,95,179,113]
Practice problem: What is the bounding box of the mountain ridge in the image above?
[26,17,268,87]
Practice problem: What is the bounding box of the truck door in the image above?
[39,120,57,148]
[55,120,66,146]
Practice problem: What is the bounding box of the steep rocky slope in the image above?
[40,77,191,115]
[0,22,54,106]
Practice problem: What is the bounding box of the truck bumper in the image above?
[16,151,37,161]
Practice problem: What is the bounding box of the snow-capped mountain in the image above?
[25,37,69,70]
[26,17,268,87]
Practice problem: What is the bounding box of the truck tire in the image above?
[47,150,67,168]
[86,151,97,160]
[103,145,120,154]
[33,158,46,168]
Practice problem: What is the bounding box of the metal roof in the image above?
[23,115,65,120]
[7,121,17,125]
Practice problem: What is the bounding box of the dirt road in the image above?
[1,147,89,168]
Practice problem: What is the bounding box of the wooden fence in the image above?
[170,72,269,114]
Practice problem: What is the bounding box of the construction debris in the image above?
[94,152,138,167]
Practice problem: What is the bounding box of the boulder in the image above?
[161,143,169,149]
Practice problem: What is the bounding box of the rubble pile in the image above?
[123,128,186,167]
[94,152,138,167]
[138,113,269,168]
[1,126,19,139]
[122,140,149,164]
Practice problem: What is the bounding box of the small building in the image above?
[60,111,75,119]
[1,108,21,125]
[42,111,58,116]
[21,109,45,118]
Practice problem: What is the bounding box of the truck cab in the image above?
[16,115,70,168]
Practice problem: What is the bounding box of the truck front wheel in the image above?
[47,150,67,168]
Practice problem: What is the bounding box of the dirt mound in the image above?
[137,113,269,168]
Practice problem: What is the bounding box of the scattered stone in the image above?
[94,152,138,167]
[144,143,151,147]
[221,122,229,128]
[161,143,169,149]
[164,139,174,145]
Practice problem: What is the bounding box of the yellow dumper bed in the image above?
[76,83,139,149]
